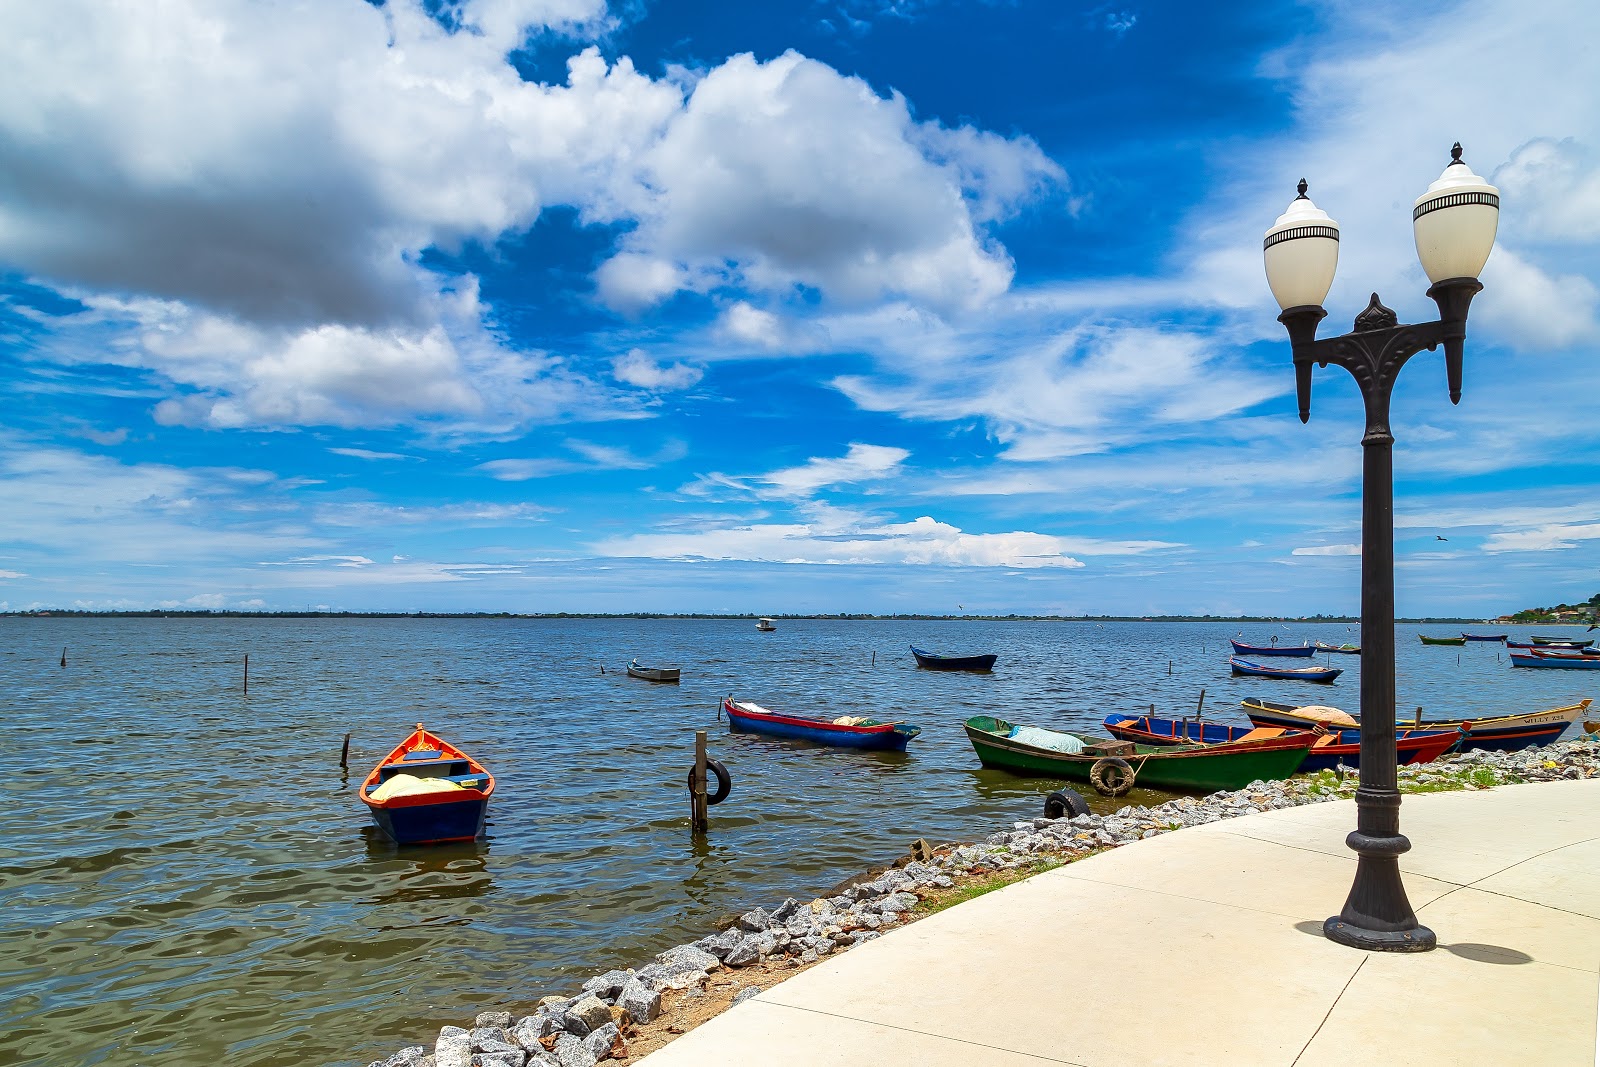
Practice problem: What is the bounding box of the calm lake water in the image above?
[2,617,1593,1066]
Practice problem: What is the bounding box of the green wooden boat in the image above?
[1418,634,1467,646]
[963,716,1317,793]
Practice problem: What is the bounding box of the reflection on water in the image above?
[1,616,1588,1067]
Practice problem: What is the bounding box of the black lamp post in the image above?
[1262,144,1500,952]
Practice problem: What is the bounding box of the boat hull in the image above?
[368,795,489,845]
[1419,635,1467,646]
[1241,698,1590,753]
[1462,634,1507,642]
[1102,714,1461,770]
[627,664,680,682]
[724,699,919,751]
[1230,657,1342,683]
[1313,642,1361,654]
[1229,641,1315,658]
[910,646,998,671]
[964,717,1314,793]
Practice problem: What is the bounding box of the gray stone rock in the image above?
[655,945,720,972]
[510,1014,561,1051]
[476,1012,514,1030]
[583,1022,620,1062]
[696,927,743,959]
[580,969,633,1002]
[771,897,802,922]
[561,995,613,1037]
[722,934,762,967]
[551,1034,597,1067]
[617,977,661,1023]
[472,1054,526,1067]
[436,1027,473,1067]
[738,906,772,931]
[371,1047,428,1067]
[472,1028,520,1055]
[879,891,919,913]
[851,930,881,944]
[731,986,761,1006]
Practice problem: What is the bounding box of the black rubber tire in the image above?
[1089,757,1134,797]
[687,758,733,806]
[1044,788,1091,820]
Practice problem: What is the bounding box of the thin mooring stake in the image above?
[340,732,351,772]
[243,653,249,695]
[1196,687,1207,718]
[59,646,66,668]
[691,730,709,833]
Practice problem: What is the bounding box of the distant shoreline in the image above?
[0,610,1538,624]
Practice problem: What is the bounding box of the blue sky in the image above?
[1,0,1597,615]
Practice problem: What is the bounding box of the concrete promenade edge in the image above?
[637,779,1600,1066]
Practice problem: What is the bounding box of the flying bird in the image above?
[1436,535,1449,541]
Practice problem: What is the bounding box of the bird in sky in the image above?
[1436,535,1449,541]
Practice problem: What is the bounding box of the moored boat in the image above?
[359,724,494,845]
[723,697,920,751]
[1509,649,1600,670]
[1418,634,1467,646]
[626,659,681,683]
[1531,635,1590,646]
[964,716,1317,792]
[756,617,777,632]
[1241,697,1592,752]
[910,646,998,672]
[1230,657,1342,683]
[1461,633,1507,642]
[1229,639,1315,658]
[1101,713,1463,771]
[1313,641,1361,654]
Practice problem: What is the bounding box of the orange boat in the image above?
[358,724,494,845]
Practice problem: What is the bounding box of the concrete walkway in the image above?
[638,780,1600,1066]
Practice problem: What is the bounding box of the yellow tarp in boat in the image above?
[370,773,465,803]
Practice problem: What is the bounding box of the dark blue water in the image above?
[1,617,1591,1066]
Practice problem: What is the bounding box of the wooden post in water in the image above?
[243,654,249,695]
[690,730,709,833]
[1415,706,1423,728]
[59,646,66,668]
[1168,660,1173,676]
[340,732,351,771]
[871,650,876,667]
[1196,687,1207,720]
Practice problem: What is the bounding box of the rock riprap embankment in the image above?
[366,736,1599,1067]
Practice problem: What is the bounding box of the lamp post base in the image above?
[1324,915,1437,953]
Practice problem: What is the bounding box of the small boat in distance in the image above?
[359,724,494,846]
[723,697,920,751]
[1461,633,1507,642]
[1101,713,1463,772]
[1510,650,1600,670]
[1313,641,1361,655]
[1241,697,1592,753]
[1529,635,1591,648]
[756,617,776,632]
[1229,639,1315,658]
[626,659,680,683]
[1418,634,1467,646]
[910,646,998,672]
[1229,657,1342,683]
[963,716,1318,792]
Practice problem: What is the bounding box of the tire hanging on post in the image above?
[1089,757,1134,798]
[687,757,732,806]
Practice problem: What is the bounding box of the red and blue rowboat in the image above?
[1510,649,1600,669]
[910,646,998,671]
[1229,639,1315,658]
[723,697,920,751]
[1230,657,1342,683]
[1102,713,1463,771]
[359,724,494,845]
[1241,698,1591,753]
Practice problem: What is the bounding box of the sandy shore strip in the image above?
[365,735,1600,1067]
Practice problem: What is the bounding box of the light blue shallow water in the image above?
[1,617,1592,1066]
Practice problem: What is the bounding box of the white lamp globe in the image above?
[1413,143,1499,284]
[1264,180,1340,311]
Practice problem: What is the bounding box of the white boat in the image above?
[756,617,776,632]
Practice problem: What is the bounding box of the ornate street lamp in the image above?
[1262,144,1499,952]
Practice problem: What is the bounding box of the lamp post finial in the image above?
[1296,178,1309,199]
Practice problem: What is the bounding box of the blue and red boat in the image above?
[1230,656,1342,683]
[1102,712,1463,771]
[1241,697,1591,753]
[1510,649,1600,669]
[359,724,494,845]
[1229,639,1315,658]
[723,697,920,751]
